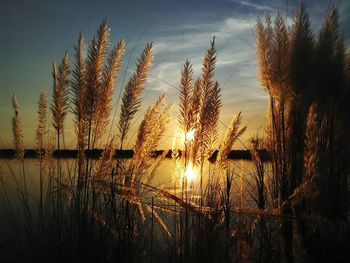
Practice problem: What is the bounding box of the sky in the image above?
[0,0,349,149]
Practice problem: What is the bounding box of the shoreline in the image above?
[0,149,270,161]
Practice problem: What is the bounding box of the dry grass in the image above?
[93,40,125,145]
[118,43,154,149]
[35,92,48,155]
[71,33,88,154]
[217,112,246,170]
[12,95,25,161]
[255,4,349,262]
[51,52,70,150]
[178,60,194,135]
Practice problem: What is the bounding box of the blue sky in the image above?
[0,0,349,148]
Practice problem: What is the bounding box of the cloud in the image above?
[149,15,257,95]
[223,17,253,31]
[146,62,180,93]
[153,16,255,53]
[230,0,273,11]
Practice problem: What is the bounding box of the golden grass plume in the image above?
[12,94,25,160]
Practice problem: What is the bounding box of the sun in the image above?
[181,162,197,183]
[181,129,195,144]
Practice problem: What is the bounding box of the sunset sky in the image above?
[1,0,349,149]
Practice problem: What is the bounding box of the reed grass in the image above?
[255,3,349,262]
[51,53,70,150]
[93,40,125,146]
[12,95,25,161]
[71,33,88,155]
[118,43,154,149]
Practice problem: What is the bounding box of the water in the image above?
[0,157,273,261]
[0,158,269,216]
[0,158,269,227]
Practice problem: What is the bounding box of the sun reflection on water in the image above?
[180,162,198,184]
[172,129,198,186]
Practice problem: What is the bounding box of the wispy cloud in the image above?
[149,15,257,95]
[146,62,180,93]
[231,0,273,11]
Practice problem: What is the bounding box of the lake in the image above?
[0,157,274,261]
[0,158,268,210]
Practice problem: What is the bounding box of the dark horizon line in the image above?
[0,148,270,161]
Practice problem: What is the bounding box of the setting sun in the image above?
[181,129,195,144]
[181,162,198,183]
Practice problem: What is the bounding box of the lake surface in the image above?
[0,157,273,260]
[0,158,268,205]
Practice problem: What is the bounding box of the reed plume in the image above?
[71,42,86,198]
[135,96,171,156]
[93,39,125,144]
[290,2,314,97]
[118,43,154,149]
[71,33,87,153]
[315,4,345,103]
[199,37,216,96]
[203,81,221,154]
[255,15,273,93]
[12,94,25,160]
[35,91,48,158]
[178,60,194,133]
[217,112,246,170]
[133,95,172,173]
[191,79,202,125]
[51,52,70,150]
[271,12,291,98]
[85,19,110,149]
[192,38,219,162]
[255,16,277,183]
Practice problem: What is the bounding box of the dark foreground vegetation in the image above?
[0,3,349,262]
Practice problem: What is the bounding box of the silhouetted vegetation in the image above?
[256,3,349,262]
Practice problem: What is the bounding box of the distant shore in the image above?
[0,149,270,161]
